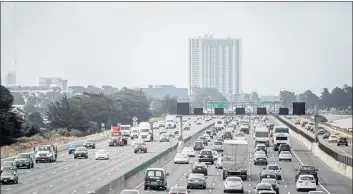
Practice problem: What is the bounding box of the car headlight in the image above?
[48,154,52,157]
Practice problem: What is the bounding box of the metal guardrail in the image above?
[274,115,352,167]
[318,141,353,167]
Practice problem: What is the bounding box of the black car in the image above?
[0,170,18,184]
[261,178,279,194]
[13,153,34,169]
[193,141,204,151]
[74,147,88,159]
[322,132,330,139]
[187,173,207,189]
[198,149,214,164]
[83,140,96,149]
[254,155,268,165]
[222,131,233,140]
[198,137,208,146]
[295,165,318,185]
[192,162,208,176]
[260,170,277,181]
[337,137,348,146]
[278,144,291,155]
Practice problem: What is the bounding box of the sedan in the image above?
[182,147,196,157]
[259,170,277,181]
[159,134,170,142]
[278,151,292,161]
[261,178,280,194]
[296,174,317,191]
[120,190,140,194]
[254,155,268,165]
[1,162,17,174]
[212,141,224,151]
[212,151,219,161]
[174,153,189,164]
[328,135,339,143]
[132,139,144,147]
[187,173,207,189]
[0,170,18,184]
[74,147,88,159]
[83,140,96,149]
[168,186,189,194]
[192,162,208,176]
[264,164,282,180]
[337,137,348,146]
[254,183,275,194]
[95,149,109,160]
[224,176,244,193]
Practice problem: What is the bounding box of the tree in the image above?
[12,92,25,105]
[191,87,227,108]
[161,95,177,115]
[0,86,24,145]
[296,90,320,109]
[68,86,86,94]
[320,88,331,109]
[24,103,37,114]
[330,87,347,109]
[27,112,45,128]
[250,92,260,102]
[279,90,297,108]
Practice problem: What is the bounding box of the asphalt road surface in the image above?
[282,116,352,158]
[1,118,213,194]
[134,116,352,194]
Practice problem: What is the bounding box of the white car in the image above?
[235,132,246,140]
[278,151,292,161]
[95,149,109,160]
[120,190,140,194]
[215,156,223,169]
[212,151,218,161]
[174,153,189,164]
[308,191,325,194]
[212,141,224,151]
[296,174,317,191]
[203,134,211,142]
[132,139,144,147]
[224,176,244,193]
[182,147,196,157]
[328,135,339,143]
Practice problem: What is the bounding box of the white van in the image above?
[130,127,140,139]
[120,124,131,137]
[215,119,224,130]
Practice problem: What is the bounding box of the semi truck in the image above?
[272,126,290,151]
[139,122,153,142]
[108,126,128,146]
[222,139,249,180]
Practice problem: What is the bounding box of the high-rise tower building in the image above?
[188,34,241,100]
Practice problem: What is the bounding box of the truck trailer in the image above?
[223,139,249,180]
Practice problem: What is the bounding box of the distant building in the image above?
[188,34,241,100]
[141,85,188,99]
[39,77,68,91]
[4,71,17,86]
[260,96,281,102]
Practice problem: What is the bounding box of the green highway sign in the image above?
[207,101,228,108]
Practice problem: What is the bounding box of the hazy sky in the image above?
[1,2,352,95]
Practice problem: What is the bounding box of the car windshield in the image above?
[300,166,316,171]
[146,170,163,177]
[267,166,279,170]
[236,133,244,137]
[15,154,28,159]
[97,150,107,154]
[201,150,212,155]
[195,142,203,146]
[189,174,204,179]
[199,137,206,140]
[217,121,222,124]
[1,166,14,170]
[1,171,15,176]
[140,129,150,133]
[76,147,86,151]
[281,151,291,155]
[214,141,222,145]
[85,140,94,143]
[38,146,50,151]
[257,184,272,190]
[132,130,139,133]
[176,153,186,157]
[261,178,277,185]
[227,177,242,182]
[300,176,314,181]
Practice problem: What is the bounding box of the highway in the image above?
[133,116,352,194]
[281,116,353,158]
[1,118,213,194]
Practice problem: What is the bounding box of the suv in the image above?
[144,168,168,190]
[295,165,318,185]
[13,153,34,169]
[198,149,214,164]
[134,142,148,153]
[83,140,96,149]
[337,137,348,146]
[222,131,233,140]
[191,162,208,176]
[278,144,291,155]
[193,141,204,151]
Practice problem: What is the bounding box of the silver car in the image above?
[264,164,282,180]
[215,156,223,169]
[224,176,244,193]
[212,141,224,151]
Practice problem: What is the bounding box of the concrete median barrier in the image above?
[92,122,215,194]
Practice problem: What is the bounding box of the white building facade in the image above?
[188,35,241,101]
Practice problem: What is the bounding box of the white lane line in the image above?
[38,176,43,179]
[52,171,56,174]
[31,192,38,194]
[107,173,111,175]
[76,173,80,176]
[209,189,212,192]
[23,182,28,184]
[49,185,54,187]
[85,184,90,187]
[72,190,77,193]
[97,177,101,180]
[292,149,331,194]
[5,188,11,191]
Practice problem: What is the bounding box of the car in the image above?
[198,149,214,164]
[222,131,233,140]
[182,147,196,157]
[258,191,276,194]
[144,168,168,190]
[68,143,81,154]
[187,173,207,189]
[337,137,348,146]
[278,144,291,155]
[1,162,17,174]
[296,174,317,191]
[261,178,279,194]
[198,136,208,145]
[196,120,202,125]
[191,162,208,176]
[322,132,330,139]
[224,176,244,193]
[95,149,109,160]
[254,151,267,159]
[174,153,189,164]
[83,140,96,149]
[254,183,275,194]
[264,164,282,180]
[183,126,191,131]
[205,130,213,138]
[308,191,325,194]
[212,151,218,161]
[0,170,18,184]
[167,131,175,138]
[255,143,267,150]
[203,134,211,142]
[159,133,170,142]
[13,153,34,169]
[318,129,325,135]
[168,186,189,194]
[120,190,140,194]
[193,141,204,151]
[254,155,268,165]
[235,132,246,140]
[215,156,223,169]
[212,141,224,151]
[295,120,300,125]
[74,147,88,159]
[328,135,339,143]
[259,170,277,181]
[255,147,268,156]
[278,151,292,161]
[132,139,144,147]
[134,142,148,153]
[295,165,318,185]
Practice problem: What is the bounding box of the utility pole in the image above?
[177,115,184,152]
[314,104,319,142]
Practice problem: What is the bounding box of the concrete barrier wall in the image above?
[91,122,215,194]
[273,116,352,179]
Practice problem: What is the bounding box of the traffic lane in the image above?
[271,116,352,194]
[71,121,213,194]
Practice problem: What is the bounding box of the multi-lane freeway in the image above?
[282,116,353,158]
[131,116,352,194]
[1,118,213,194]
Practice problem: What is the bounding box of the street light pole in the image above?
[314,105,319,142]
[177,115,184,152]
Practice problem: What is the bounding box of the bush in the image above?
[69,129,85,137]
[18,134,44,142]
[57,128,70,136]
[21,123,40,137]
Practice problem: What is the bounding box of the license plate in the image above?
[4,180,7,182]
[151,182,158,185]
[42,159,45,160]
[20,164,23,166]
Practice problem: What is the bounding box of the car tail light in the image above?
[298,181,303,183]
[311,181,316,183]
